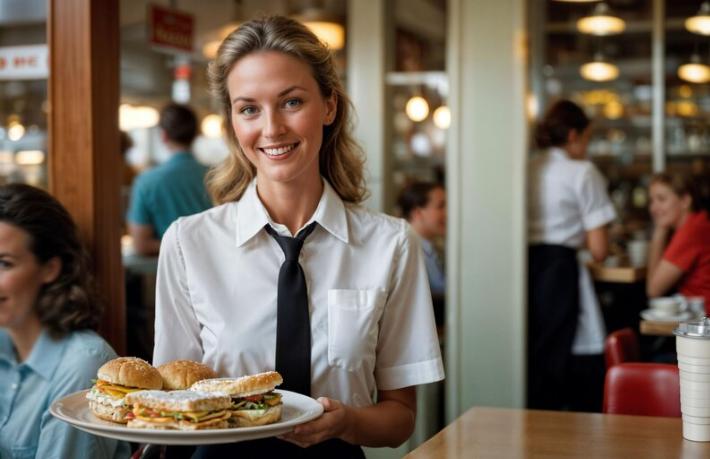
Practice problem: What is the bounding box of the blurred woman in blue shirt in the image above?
[0,184,129,459]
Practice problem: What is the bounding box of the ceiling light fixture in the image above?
[577,3,625,36]
[15,150,45,166]
[7,121,25,141]
[119,104,160,130]
[678,54,710,84]
[433,106,451,129]
[405,96,429,122]
[580,53,619,82]
[295,7,344,50]
[686,2,710,36]
[201,114,224,138]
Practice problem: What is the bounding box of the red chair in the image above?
[604,328,640,368]
[603,363,680,417]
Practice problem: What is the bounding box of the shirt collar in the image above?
[235,178,349,246]
[0,329,15,365]
[549,147,569,160]
[420,237,434,255]
[168,151,193,163]
[23,329,67,380]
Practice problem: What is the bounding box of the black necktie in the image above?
[264,222,317,396]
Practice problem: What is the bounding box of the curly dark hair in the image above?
[0,184,101,337]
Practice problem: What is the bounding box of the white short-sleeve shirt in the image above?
[527,148,616,248]
[527,148,617,354]
[153,179,444,407]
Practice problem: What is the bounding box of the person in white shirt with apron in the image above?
[152,16,444,459]
[527,100,616,410]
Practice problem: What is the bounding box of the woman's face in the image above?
[0,222,58,330]
[227,51,336,190]
[649,182,690,229]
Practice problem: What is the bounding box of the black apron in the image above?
[527,244,580,410]
[164,438,364,459]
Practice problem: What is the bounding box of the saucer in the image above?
[640,309,695,322]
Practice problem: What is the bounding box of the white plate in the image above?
[50,390,323,445]
[640,308,695,322]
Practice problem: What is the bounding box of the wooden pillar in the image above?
[48,0,125,354]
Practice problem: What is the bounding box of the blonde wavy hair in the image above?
[207,15,367,204]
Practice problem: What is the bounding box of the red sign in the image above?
[0,45,48,80]
[149,4,194,53]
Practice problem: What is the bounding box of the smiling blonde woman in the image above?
[153,16,444,459]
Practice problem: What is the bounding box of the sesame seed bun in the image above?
[189,371,283,397]
[97,357,162,390]
[157,360,218,390]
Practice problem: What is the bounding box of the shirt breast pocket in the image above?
[11,445,36,459]
[327,288,385,372]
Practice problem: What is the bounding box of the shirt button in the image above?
[11,383,17,390]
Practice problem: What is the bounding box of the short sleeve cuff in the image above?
[583,204,616,230]
[376,358,445,390]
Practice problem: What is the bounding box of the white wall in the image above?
[445,0,527,420]
[348,0,387,212]
[348,0,528,455]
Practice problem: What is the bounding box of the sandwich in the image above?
[157,360,218,390]
[86,357,163,424]
[124,390,232,430]
[189,371,283,427]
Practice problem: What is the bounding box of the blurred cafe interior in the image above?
[1,0,710,457]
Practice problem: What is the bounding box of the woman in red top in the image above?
[647,173,710,313]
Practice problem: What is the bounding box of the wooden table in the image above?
[588,263,646,283]
[405,407,710,458]
[640,319,680,336]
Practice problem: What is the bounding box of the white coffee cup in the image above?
[681,371,710,383]
[683,396,710,408]
[678,355,710,366]
[676,317,710,442]
[683,420,710,442]
[627,240,648,267]
[677,335,710,358]
[681,403,710,418]
[680,379,710,397]
[650,297,682,317]
[679,362,710,375]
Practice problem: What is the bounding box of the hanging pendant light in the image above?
[552,0,600,2]
[678,54,710,84]
[686,2,710,36]
[405,96,429,122]
[433,106,451,129]
[295,7,345,50]
[577,3,625,36]
[580,53,619,82]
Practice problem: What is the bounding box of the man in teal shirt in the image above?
[127,104,212,255]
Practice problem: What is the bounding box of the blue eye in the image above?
[239,106,258,116]
[284,98,302,109]
[0,259,11,269]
